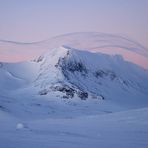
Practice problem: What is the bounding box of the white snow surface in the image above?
[0,45,148,148]
[0,108,148,148]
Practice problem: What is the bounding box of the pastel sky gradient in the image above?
[0,0,148,67]
[0,0,148,44]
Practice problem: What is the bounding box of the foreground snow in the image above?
[0,108,148,148]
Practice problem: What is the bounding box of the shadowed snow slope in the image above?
[0,61,40,90]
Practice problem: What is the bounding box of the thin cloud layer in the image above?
[0,32,148,68]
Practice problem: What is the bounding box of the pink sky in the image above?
[0,1,148,69]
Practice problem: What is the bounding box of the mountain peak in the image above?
[33,46,148,101]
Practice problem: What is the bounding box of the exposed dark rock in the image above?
[51,85,75,98]
[66,61,87,73]
[36,56,44,63]
[94,70,107,78]
[94,70,116,80]
[77,91,88,100]
[0,62,3,68]
[99,95,105,100]
[0,105,7,111]
[55,53,87,74]
[122,80,129,86]
[51,84,90,100]
[39,89,48,95]
[109,72,116,80]
[0,105,4,109]
[62,95,69,99]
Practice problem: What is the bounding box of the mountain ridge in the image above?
[0,45,148,119]
[33,46,148,103]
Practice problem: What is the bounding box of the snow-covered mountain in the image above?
[0,43,148,148]
[0,45,148,117]
[33,46,148,106]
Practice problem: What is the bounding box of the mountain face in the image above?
[0,45,148,119]
[34,46,148,104]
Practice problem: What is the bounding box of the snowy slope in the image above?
[0,61,40,91]
[0,108,148,148]
[34,46,148,108]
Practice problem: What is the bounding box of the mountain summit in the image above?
[0,45,148,119]
[33,46,148,105]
